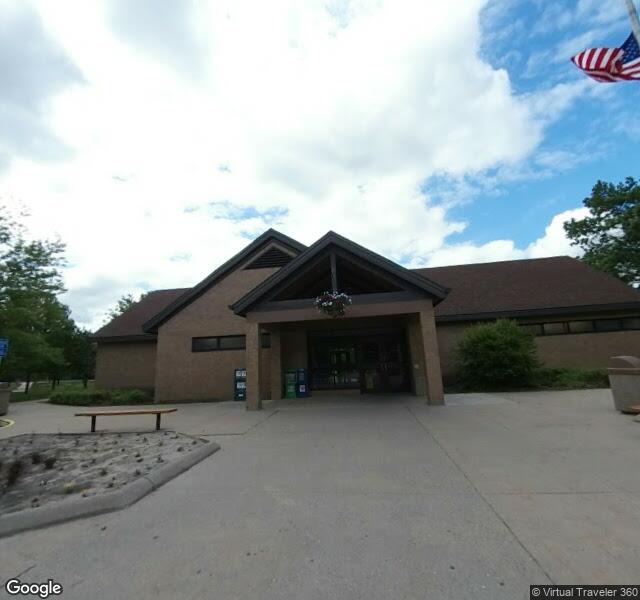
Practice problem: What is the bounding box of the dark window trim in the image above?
[192,336,220,352]
[192,333,272,352]
[519,316,640,337]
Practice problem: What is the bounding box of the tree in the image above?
[64,328,95,388]
[0,205,83,390]
[455,320,539,390]
[105,293,147,322]
[564,177,640,287]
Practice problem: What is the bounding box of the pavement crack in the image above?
[14,564,36,578]
[405,405,556,586]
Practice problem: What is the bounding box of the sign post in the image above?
[0,338,9,368]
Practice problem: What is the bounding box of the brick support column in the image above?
[418,304,445,405]
[270,328,282,401]
[407,317,427,396]
[246,321,262,411]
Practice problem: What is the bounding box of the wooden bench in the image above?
[626,405,640,416]
[74,408,177,432]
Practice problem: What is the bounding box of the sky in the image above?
[0,0,638,331]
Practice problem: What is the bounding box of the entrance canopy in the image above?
[234,232,449,410]
[231,231,449,319]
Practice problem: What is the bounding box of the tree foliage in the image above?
[455,319,539,390]
[564,177,640,287]
[0,206,95,386]
[105,292,146,322]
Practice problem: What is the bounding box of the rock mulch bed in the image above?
[0,431,208,515]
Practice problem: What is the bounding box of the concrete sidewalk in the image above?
[1,389,638,600]
[1,399,276,437]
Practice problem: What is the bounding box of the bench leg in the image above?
[156,413,161,431]
[91,415,96,433]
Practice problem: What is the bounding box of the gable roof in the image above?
[93,237,640,341]
[419,256,640,320]
[92,288,188,340]
[230,231,450,316]
[142,229,306,333]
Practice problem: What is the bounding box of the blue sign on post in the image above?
[0,338,9,358]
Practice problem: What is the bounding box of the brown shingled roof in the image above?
[93,256,640,340]
[416,256,640,320]
[93,288,188,340]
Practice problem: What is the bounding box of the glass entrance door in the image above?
[308,331,410,393]
[309,339,360,390]
[359,336,410,393]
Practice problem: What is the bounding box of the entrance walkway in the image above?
[1,389,638,599]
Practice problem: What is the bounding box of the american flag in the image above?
[571,32,640,82]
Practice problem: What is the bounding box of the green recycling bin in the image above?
[283,369,297,399]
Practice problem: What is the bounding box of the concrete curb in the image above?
[0,438,220,539]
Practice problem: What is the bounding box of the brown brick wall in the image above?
[154,266,278,403]
[436,323,468,379]
[534,330,640,369]
[436,317,640,382]
[95,341,157,391]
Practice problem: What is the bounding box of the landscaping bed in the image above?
[10,381,95,403]
[10,382,153,406]
[0,432,215,520]
[48,388,153,406]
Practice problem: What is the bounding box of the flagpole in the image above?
[623,0,640,45]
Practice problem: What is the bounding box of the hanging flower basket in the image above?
[314,291,353,318]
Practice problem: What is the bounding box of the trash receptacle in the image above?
[295,368,309,398]
[234,368,247,401]
[0,382,9,416]
[283,369,297,399]
[607,356,640,413]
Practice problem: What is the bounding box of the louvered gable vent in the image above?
[244,246,294,269]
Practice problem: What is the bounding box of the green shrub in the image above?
[49,388,152,406]
[11,381,95,402]
[455,319,539,390]
[532,367,609,390]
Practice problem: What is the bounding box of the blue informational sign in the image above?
[0,338,9,358]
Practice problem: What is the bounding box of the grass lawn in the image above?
[10,380,95,403]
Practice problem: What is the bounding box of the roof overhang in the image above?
[91,334,158,343]
[435,301,640,323]
[231,231,450,317]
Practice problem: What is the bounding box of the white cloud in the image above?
[421,208,589,268]
[526,207,589,258]
[0,0,595,329]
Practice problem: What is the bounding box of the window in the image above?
[192,337,220,352]
[218,335,246,350]
[568,320,594,334]
[192,333,272,352]
[622,317,640,331]
[594,319,622,332]
[520,324,543,336]
[520,316,638,337]
[543,322,566,336]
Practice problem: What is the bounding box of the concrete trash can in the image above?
[608,356,640,413]
[0,382,10,416]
